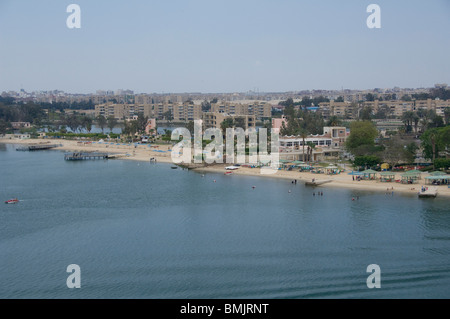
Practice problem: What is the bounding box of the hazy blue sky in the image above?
[0,0,449,93]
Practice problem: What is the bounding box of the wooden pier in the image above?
[16,144,62,151]
[64,152,109,161]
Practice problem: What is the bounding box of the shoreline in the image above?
[2,138,450,198]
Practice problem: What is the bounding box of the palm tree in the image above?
[299,129,308,162]
[412,112,419,134]
[82,116,93,133]
[326,116,342,127]
[306,141,315,165]
[401,111,414,132]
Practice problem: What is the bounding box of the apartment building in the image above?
[271,116,288,134]
[318,101,355,117]
[95,102,202,121]
[202,112,256,131]
[95,103,154,120]
[210,101,271,120]
[172,102,202,121]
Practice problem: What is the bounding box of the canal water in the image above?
[0,143,449,298]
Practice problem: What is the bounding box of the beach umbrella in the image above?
[361,169,378,174]
[404,169,422,175]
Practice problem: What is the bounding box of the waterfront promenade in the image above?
[2,137,449,197]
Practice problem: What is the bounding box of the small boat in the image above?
[5,198,19,204]
[171,166,178,169]
[418,187,437,198]
[305,180,332,186]
[224,171,233,175]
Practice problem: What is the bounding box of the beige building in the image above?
[202,112,256,131]
[210,101,271,119]
[279,126,349,161]
[95,102,202,122]
[172,102,202,121]
[319,101,355,118]
[95,103,154,120]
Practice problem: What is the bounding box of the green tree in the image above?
[365,93,375,102]
[220,118,234,131]
[234,117,246,129]
[420,126,450,165]
[136,114,149,134]
[382,135,417,168]
[335,96,344,102]
[186,121,195,135]
[353,155,381,169]
[326,116,342,127]
[201,100,211,112]
[96,115,107,133]
[345,121,378,155]
[162,110,173,121]
[82,116,93,133]
[306,141,315,164]
[359,106,373,121]
[0,119,12,134]
[401,111,415,133]
[401,95,412,101]
[65,113,81,133]
[299,129,308,162]
[107,116,118,133]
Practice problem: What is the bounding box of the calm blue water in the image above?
[0,143,449,299]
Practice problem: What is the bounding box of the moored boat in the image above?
[418,187,437,198]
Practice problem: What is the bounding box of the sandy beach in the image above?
[2,137,450,198]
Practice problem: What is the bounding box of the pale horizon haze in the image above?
[0,0,449,94]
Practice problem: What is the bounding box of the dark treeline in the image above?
[0,96,95,111]
[279,96,330,108]
[37,100,95,111]
[0,102,46,124]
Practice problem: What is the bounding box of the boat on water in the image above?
[5,199,19,204]
[305,180,332,186]
[171,166,178,169]
[418,187,437,198]
[224,171,233,175]
[225,166,240,170]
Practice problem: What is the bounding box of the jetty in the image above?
[64,152,109,161]
[305,179,333,186]
[418,187,438,198]
[16,144,62,151]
